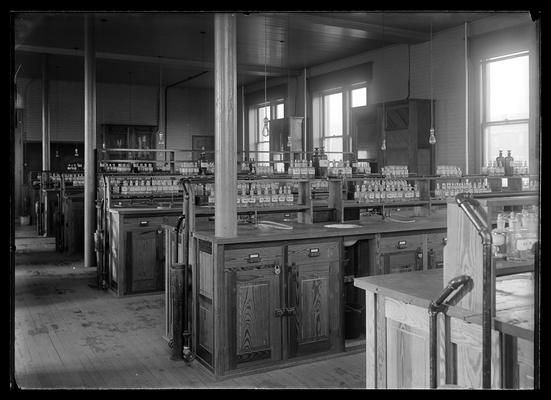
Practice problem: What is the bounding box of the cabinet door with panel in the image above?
[126,227,165,294]
[287,241,341,358]
[225,246,284,370]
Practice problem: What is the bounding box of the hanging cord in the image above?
[262,15,270,137]
[429,18,436,145]
[381,12,386,151]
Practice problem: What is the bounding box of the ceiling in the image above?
[13,11,513,88]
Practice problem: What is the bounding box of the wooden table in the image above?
[354,269,534,389]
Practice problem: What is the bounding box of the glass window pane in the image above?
[487,55,529,121]
[351,87,367,107]
[257,141,270,162]
[324,137,343,161]
[484,123,529,166]
[276,103,284,119]
[323,92,343,137]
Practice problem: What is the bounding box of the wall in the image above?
[411,24,468,170]
[21,77,214,148]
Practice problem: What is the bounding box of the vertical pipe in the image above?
[41,54,50,171]
[214,13,237,237]
[303,67,307,153]
[84,14,97,268]
[482,243,492,388]
[464,22,469,175]
[429,310,438,388]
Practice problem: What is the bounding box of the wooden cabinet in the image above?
[353,99,434,175]
[126,228,164,293]
[369,230,446,276]
[287,242,341,358]
[225,246,284,369]
[195,238,343,377]
[108,210,180,296]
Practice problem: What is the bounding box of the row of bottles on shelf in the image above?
[289,160,316,179]
[237,182,297,208]
[66,162,83,171]
[109,177,181,195]
[434,179,491,200]
[352,179,420,204]
[436,165,462,177]
[100,162,171,173]
[43,173,84,187]
[327,160,353,178]
[491,207,538,261]
[194,182,299,208]
[481,150,529,176]
[352,161,372,175]
[381,165,409,178]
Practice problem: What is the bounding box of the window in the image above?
[482,52,530,167]
[322,91,344,161]
[351,87,367,108]
[317,84,367,161]
[250,100,285,162]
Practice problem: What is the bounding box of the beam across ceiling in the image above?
[15,44,300,77]
[293,13,430,44]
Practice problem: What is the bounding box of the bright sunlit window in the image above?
[322,92,344,161]
[250,100,285,162]
[351,87,367,108]
[483,51,530,166]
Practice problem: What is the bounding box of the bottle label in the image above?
[200,162,208,168]
[492,233,506,246]
[516,239,537,251]
[319,159,329,167]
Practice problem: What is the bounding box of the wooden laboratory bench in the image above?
[182,214,447,377]
[354,269,534,389]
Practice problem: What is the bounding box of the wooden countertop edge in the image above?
[192,216,447,244]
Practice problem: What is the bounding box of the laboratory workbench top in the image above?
[191,213,447,245]
[354,269,534,341]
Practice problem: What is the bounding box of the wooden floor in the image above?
[13,227,366,389]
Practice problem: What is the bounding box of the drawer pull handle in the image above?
[308,248,320,257]
[247,253,261,263]
[139,221,149,227]
[396,240,407,249]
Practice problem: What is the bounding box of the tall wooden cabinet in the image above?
[353,99,434,175]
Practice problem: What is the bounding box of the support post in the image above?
[214,13,237,237]
[84,14,97,267]
[42,54,50,171]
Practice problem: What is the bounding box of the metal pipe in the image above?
[465,22,469,175]
[41,54,50,171]
[428,274,472,388]
[455,193,493,388]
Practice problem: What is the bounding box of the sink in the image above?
[323,224,362,229]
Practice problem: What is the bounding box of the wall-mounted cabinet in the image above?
[353,99,434,175]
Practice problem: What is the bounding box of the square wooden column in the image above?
[214,13,237,237]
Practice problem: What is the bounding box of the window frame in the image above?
[480,51,530,166]
[316,82,367,161]
[250,99,285,162]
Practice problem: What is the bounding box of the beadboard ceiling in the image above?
[13,11,512,88]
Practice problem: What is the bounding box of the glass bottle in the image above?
[504,150,514,176]
[516,211,538,260]
[491,213,508,259]
[496,150,505,168]
[506,214,522,262]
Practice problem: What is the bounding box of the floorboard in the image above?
[13,227,366,389]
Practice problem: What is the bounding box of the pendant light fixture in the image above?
[261,15,270,137]
[428,18,437,145]
[157,62,165,146]
[380,12,386,152]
